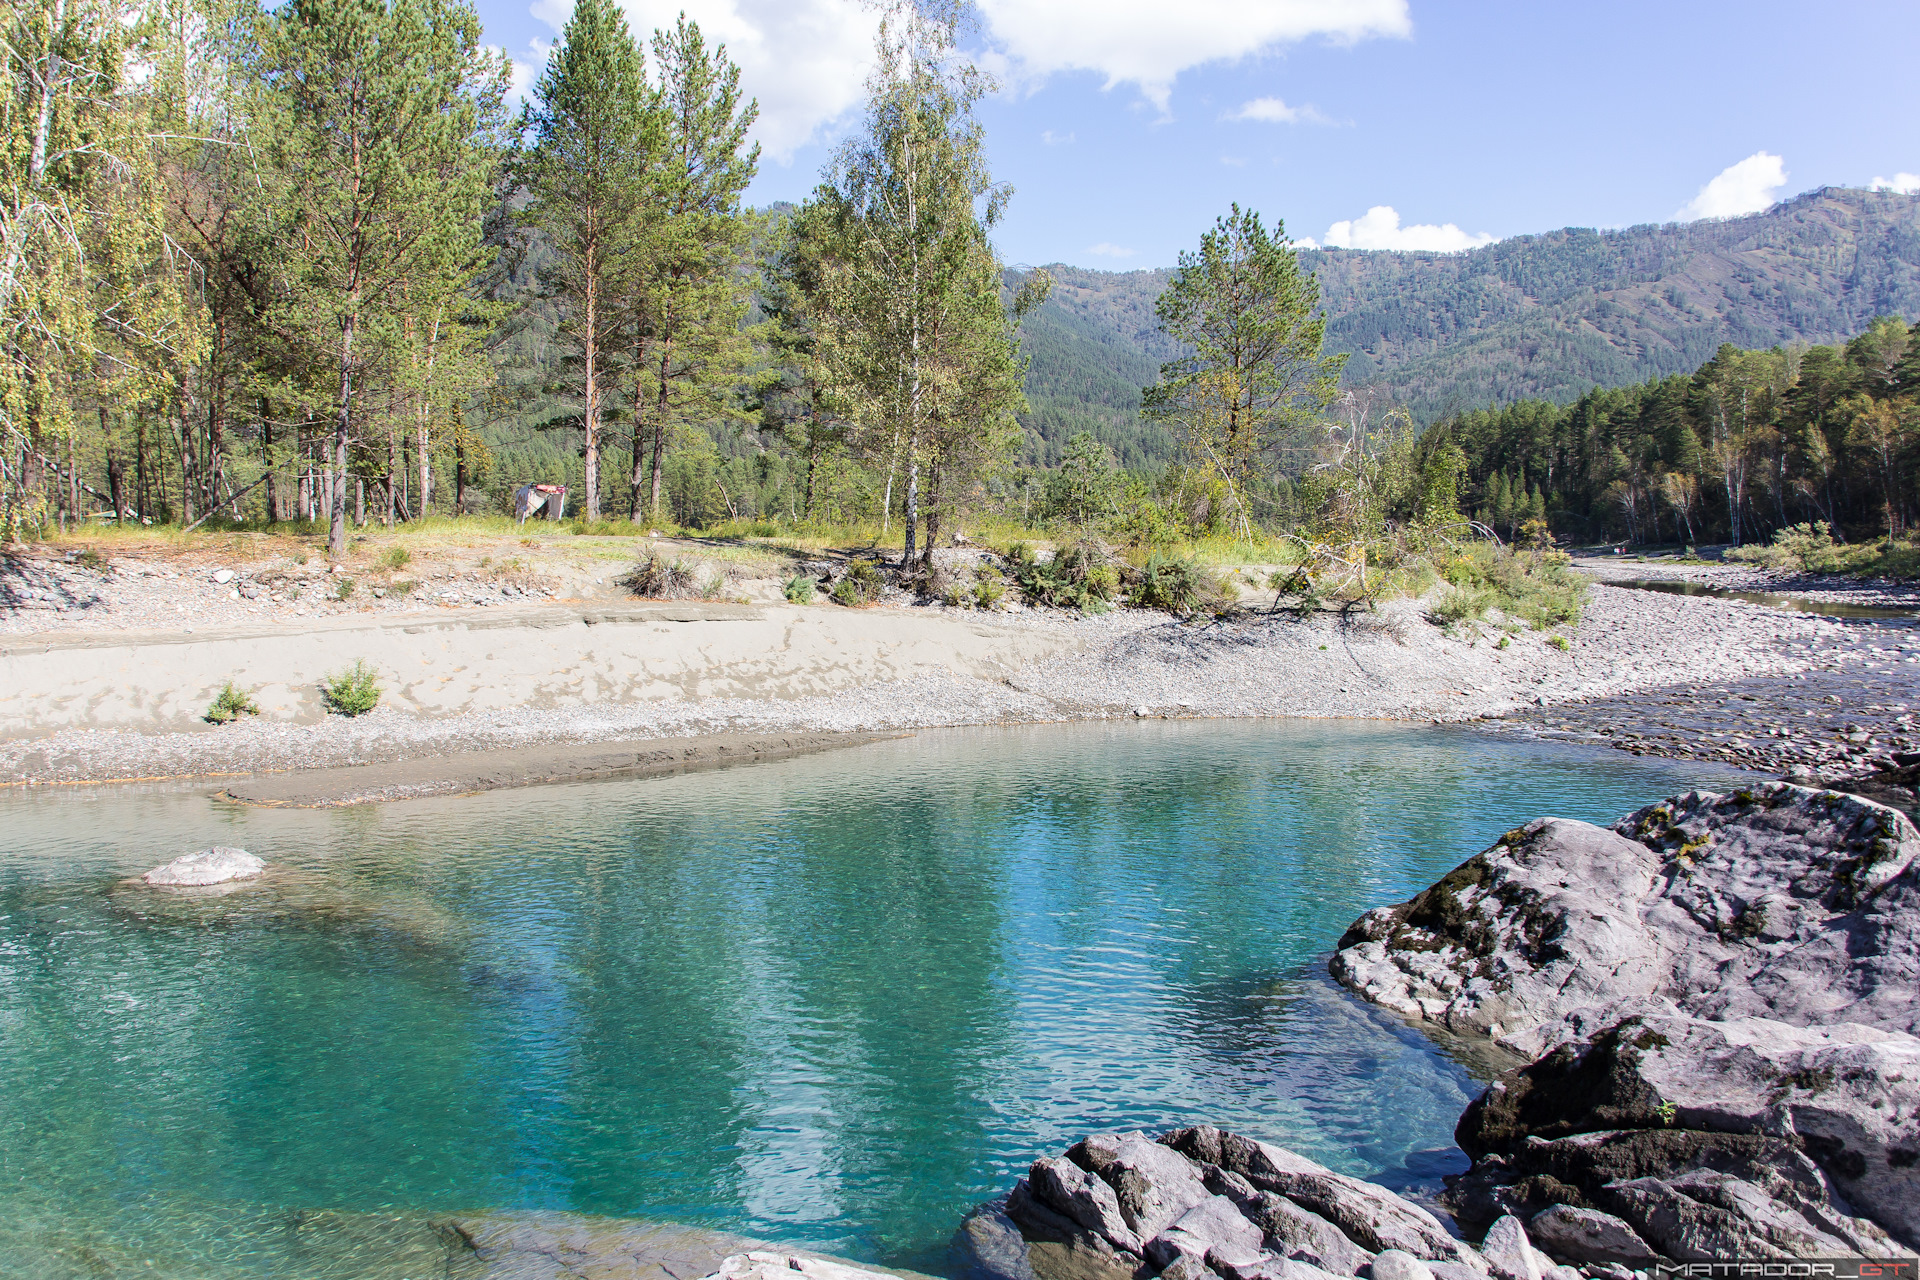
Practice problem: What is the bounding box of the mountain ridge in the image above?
[1015,186,1920,463]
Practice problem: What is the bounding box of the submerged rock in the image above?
[1328,783,1920,1259]
[140,846,264,886]
[953,1127,1491,1280]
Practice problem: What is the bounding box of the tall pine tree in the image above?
[514,0,650,523]
[257,0,505,555]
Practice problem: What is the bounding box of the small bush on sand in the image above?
[333,576,356,600]
[322,660,381,716]
[1434,543,1582,630]
[830,559,886,607]
[204,681,259,724]
[620,552,698,599]
[376,546,411,572]
[72,547,108,572]
[784,574,815,604]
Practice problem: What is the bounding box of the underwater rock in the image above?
[140,846,264,886]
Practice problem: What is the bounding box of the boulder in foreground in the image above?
[1328,783,1920,1255]
[954,1126,1577,1280]
[140,846,264,886]
[1329,783,1920,1056]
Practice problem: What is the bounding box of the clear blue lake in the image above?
[0,720,1756,1278]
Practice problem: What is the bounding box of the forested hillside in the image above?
[1016,187,1920,456]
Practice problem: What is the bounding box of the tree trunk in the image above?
[328,311,355,558]
[261,398,277,524]
[649,326,675,521]
[419,310,440,517]
[582,268,601,523]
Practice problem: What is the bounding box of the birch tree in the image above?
[814,1,1004,565]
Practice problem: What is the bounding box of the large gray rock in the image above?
[1453,1015,1919,1251]
[141,846,264,886]
[1330,785,1920,1056]
[957,1130,1491,1280]
[1522,1207,1655,1268]
[1031,1156,1145,1254]
[1073,1132,1214,1241]
[1330,785,1920,1261]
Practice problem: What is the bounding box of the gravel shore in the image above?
[6,547,1904,790]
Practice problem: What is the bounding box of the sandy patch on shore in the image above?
[0,577,1867,789]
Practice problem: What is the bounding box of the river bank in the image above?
[0,574,1865,788]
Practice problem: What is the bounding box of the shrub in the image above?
[1547,634,1571,651]
[1727,522,1843,572]
[376,546,411,572]
[204,681,259,724]
[620,552,698,599]
[1431,543,1583,630]
[830,558,886,607]
[322,660,381,716]
[1012,539,1118,612]
[1429,585,1489,626]
[334,577,356,600]
[72,547,108,572]
[387,578,417,597]
[972,564,1005,609]
[784,574,815,604]
[1127,553,1228,618]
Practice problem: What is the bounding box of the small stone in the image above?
[211,568,235,584]
[141,847,264,886]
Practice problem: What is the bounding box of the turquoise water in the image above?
[0,721,1751,1278]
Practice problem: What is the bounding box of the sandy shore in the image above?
[5,559,1901,790]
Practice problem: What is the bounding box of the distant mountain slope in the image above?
[1015,186,1920,459]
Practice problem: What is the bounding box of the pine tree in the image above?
[512,0,647,523]
[257,0,505,555]
[625,15,759,522]
[1143,205,1344,532]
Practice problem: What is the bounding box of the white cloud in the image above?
[1219,155,1247,167]
[1087,243,1138,259]
[1870,172,1920,194]
[524,0,1408,165]
[1223,96,1329,125]
[1322,205,1493,252]
[1676,151,1787,220]
[531,0,876,163]
[976,0,1410,111]
[490,45,542,103]
[1041,129,1076,146]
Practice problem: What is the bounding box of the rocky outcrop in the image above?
[140,846,264,886]
[1329,784,1920,1258]
[953,1127,1572,1280]
[1330,784,1920,1057]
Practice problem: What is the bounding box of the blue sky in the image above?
[478,0,1920,270]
